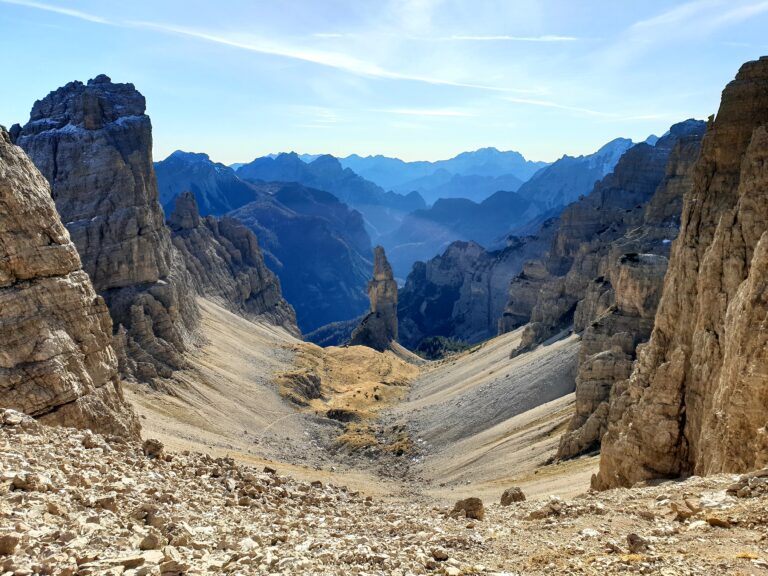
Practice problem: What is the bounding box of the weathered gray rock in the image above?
[168,191,298,334]
[398,226,556,350]
[595,58,768,489]
[12,75,199,383]
[350,246,398,351]
[557,254,668,459]
[556,124,706,460]
[0,127,139,438]
[505,120,706,358]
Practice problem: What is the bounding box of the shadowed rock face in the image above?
[398,221,558,350]
[168,192,299,334]
[0,127,139,438]
[230,182,372,333]
[595,57,768,489]
[12,75,199,383]
[155,150,258,217]
[350,246,398,351]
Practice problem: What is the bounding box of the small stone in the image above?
[706,516,731,528]
[0,533,20,555]
[627,533,649,553]
[140,528,165,551]
[500,487,526,506]
[431,547,449,561]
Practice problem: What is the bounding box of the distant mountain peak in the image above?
[167,150,212,163]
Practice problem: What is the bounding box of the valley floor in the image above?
[126,298,593,503]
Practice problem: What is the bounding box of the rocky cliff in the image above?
[11,75,199,383]
[229,182,372,332]
[168,192,298,334]
[556,123,705,460]
[350,247,398,351]
[397,225,556,350]
[0,127,139,437]
[503,121,705,355]
[595,58,768,489]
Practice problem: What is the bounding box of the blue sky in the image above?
[2,1,767,163]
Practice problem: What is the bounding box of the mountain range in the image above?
[236,152,425,239]
[378,137,636,278]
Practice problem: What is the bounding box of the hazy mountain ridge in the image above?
[230,182,373,332]
[342,147,547,194]
[381,190,542,278]
[236,152,425,240]
[515,138,634,209]
[156,150,259,216]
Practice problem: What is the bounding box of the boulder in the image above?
[500,487,526,506]
[450,497,484,521]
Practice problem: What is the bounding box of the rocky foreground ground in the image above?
[3,410,768,576]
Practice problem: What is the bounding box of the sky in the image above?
[1,1,767,164]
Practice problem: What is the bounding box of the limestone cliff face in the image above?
[12,75,199,383]
[595,58,768,489]
[0,127,139,438]
[557,254,667,458]
[168,192,299,334]
[556,124,705,460]
[399,225,556,350]
[350,246,398,351]
[504,121,705,355]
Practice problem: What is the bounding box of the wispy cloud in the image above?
[629,0,768,37]
[0,0,109,24]
[381,107,476,117]
[127,20,541,94]
[503,97,608,117]
[3,0,545,95]
[502,97,679,122]
[449,34,578,42]
[313,32,345,38]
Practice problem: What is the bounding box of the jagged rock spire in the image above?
[350,246,398,351]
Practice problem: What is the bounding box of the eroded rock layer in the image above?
[168,192,298,334]
[350,246,398,351]
[398,225,556,350]
[12,75,199,383]
[556,124,705,459]
[503,121,705,355]
[0,127,138,438]
[595,57,768,489]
